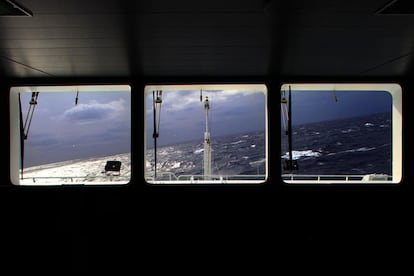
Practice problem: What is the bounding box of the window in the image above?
[10,85,131,185]
[144,84,268,184]
[281,83,402,184]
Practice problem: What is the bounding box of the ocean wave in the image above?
[249,158,266,167]
[230,140,245,145]
[327,147,377,156]
[193,148,204,154]
[281,112,392,175]
[341,128,355,133]
[281,150,321,160]
[21,152,131,184]
[345,147,376,153]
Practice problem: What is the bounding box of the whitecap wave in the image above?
[327,147,376,156]
[249,158,266,166]
[341,129,354,133]
[345,147,376,153]
[171,162,181,169]
[230,140,245,145]
[21,152,131,185]
[193,148,204,154]
[281,150,321,160]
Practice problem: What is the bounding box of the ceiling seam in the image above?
[359,51,413,75]
[0,55,55,76]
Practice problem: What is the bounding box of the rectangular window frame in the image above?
[144,83,268,185]
[281,83,402,184]
[10,84,132,186]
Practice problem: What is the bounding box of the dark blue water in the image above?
[145,112,392,180]
[146,131,266,180]
[281,112,392,175]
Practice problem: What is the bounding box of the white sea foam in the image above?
[327,147,377,156]
[341,129,354,133]
[20,152,131,185]
[281,150,321,160]
[171,162,181,169]
[249,158,266,166]
[231,140,245,145]
[345,147,376,153]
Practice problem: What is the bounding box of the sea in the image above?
[281,112,392,176]
[146,112,392,181]
[19,152,131,185]
[19,112,391,185]
[145,131,266,181]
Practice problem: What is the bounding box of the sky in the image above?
[21,90,131,167]
[19,87,390,167]
[288,90,392,126]
[145,87,267,147]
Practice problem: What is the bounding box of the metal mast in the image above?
[23,91,39,140]
[19,91,39,179]
[288,85,293,167]
[282,85,298,171]
[152,90,162,179]
[202,91,212,180]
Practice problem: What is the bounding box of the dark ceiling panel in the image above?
[377,0,414,14]
[0,0,413,78]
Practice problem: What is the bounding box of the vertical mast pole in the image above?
[203,95,212,180]
[152,90,162,179]
[153,91,157,179]
[288,85,293,168]
[19,94,24,180]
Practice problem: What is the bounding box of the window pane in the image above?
[10,85,131,185]
[144,84,267,184]
[281,83,402,184]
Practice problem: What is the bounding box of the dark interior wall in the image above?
[0,75,412,272]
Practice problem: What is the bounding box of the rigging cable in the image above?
[333,89,338,103]
[75,88,79,105]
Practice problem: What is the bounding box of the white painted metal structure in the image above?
[203,94,212,180]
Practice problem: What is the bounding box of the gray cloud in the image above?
[62,99,126,124]
[146,90,266,147]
